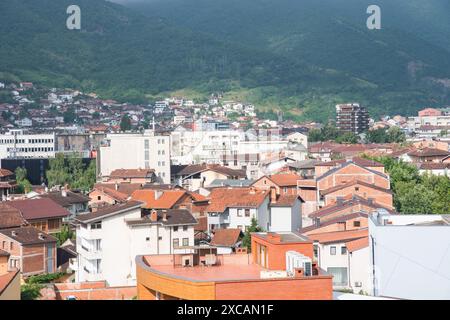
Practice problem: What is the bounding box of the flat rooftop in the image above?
[142,254,263,282]
[252,232,311,243]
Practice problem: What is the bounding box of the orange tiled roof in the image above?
[92,187,129,202]
[269,173,302,187]
[131,189,186,209]
[346,236,369,252]
[308,229,368,244]
[210,228,241,247]
[207,187,269,213]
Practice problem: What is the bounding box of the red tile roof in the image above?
[0,203,24,229]
[408,147,450,157]
[307,229,368,244]
[346,236,369,252]
[0,169,13,177]
[0,269,19,296]
[206,187,269,213]
[320,180,392,196]
[210,228,242,247]
[131,190,186,209]
[7,198,70,220]
[268,173,303,187]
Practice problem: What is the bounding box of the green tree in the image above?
[336,132,358,144]
[120,114,132,131]
[15,167,32,194]
[55,225,75,246]
[386,126,406,143]
[242,217,262,252]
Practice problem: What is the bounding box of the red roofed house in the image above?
[210,228,242,254]
[0,169,17,200]
[308,229,370,293]
[104,168,156,184]
[6,198,70,234]
[0,249,20,300]
[0,226,57,277]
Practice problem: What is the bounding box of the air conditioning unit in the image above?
[286,251,312,277]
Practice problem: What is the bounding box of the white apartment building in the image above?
[369,210,450,300]
[75,201,197,286]
[0,130,56,159]
[407,115,450,130]
[99,130,170,184]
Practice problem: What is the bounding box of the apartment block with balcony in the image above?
[74,201,197,286]
[336,103,369,134]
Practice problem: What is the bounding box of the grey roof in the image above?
[126,209,197,226]
[75,201,143,223]
[207,179,254,188]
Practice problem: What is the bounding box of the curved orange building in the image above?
[136,232,333,300]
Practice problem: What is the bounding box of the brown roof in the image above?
[0,226,57,245]
[194,216,208,232]
[41,190,90,207]
[301,212,368,233]
[94,183,143,196]
[126,209,197,226]
[351,157,385,167]
[307,229,368,244]
[309,195,395,219]
[91,186,129,202]
[210,228,241,247]
[0,169,13,177]
[75,201,143,223]
[271,194,303,207]
[418,162,450,170]
[0,203,25,229]
[109,168,155,179]
[7,198,70,220]
[206,188,269,213]
[407,147,450,157]
[0,269,19,296]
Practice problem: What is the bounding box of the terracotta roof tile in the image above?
[320,180,392,196]
[269,173,302,187]
[307,229,368,244]
[210,228,242,247]
[408,147,450,157]
[131,190,186,209]
[0,203,25,229]
[346,236,369,252]
[109,168,155,179]
[206,187,269,213]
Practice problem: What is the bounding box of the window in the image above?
[341,246,347,255]
[330,246,336,255]
[2,241,5,249]
[158,236,162,240]
[10,242,13,250]
[173,226,179,232]
[97,196,101,200]
[284,187,288,194]
[237,209,243,217]
[245,209,250,217]
[182,238,189,246]
[173,239,179,248]
[353,221,361,227]
[183,225,188,231]
[146,237,150,241]
[91,222,102,230]
[327,267,348,286]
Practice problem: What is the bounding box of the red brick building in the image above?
[0,226,57,277]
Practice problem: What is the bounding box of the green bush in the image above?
[27,272,65,284]
[21,283,43,300]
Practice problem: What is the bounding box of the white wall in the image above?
[369,216,450,299]
[99,132,170,183]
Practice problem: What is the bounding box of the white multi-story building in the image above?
[0,130,56,159]
[369,210,450,300]
[75,201,197,286]
[99,130,171,184]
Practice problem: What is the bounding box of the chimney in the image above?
[162,211,168,222]
[270,187,277,204]
[293,267,304,278]
[150,210,158,222]
[155,190,163,200]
